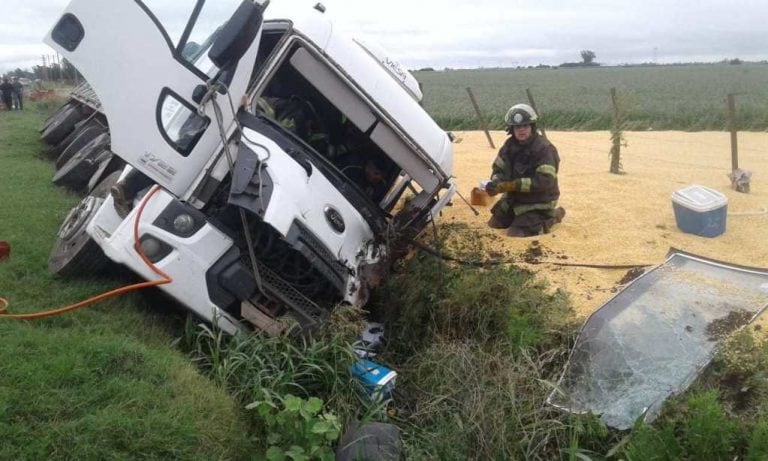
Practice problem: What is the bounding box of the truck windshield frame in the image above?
[248,34,440,214]
[138,0,244,79]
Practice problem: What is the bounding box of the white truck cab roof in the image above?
[265,7,453,180]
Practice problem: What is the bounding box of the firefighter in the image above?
[484,103,565,237]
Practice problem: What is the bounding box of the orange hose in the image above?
[0,185,172,320]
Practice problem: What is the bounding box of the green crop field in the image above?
[415,63,768,131]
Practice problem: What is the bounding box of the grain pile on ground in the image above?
[441,130,768,320]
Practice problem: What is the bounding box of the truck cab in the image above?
[46,0,455,333]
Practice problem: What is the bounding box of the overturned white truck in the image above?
[45,0,455,333]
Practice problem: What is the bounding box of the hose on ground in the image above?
[0,186,172,320]
[412,241,652,270]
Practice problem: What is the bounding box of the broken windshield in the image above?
[548,251,768,429]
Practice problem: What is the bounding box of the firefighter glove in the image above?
[485,180,500,196]
[494,181,517,193]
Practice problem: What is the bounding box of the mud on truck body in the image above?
[45,0,455,334]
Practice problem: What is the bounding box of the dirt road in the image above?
[442,131,768,319]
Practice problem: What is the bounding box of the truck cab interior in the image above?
[246,27,410,214]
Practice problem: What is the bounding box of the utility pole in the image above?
[41,55,49,81]
[49,54,56,81]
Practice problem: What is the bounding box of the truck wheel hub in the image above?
[58,196,102,240]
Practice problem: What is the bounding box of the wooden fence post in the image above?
[466,87,496,149]
[609,87,623,174]
[525,88,547,138]
[727,94,739,171]
[726,94,752,192]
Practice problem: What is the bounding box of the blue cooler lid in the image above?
[671,185,727,212]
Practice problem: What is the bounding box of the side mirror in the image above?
[208,1,264,70]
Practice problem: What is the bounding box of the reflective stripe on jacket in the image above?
[490,132,560,216]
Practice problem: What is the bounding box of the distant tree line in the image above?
[2,59,83,82]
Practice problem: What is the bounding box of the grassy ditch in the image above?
[0,102,254,459]
[190,222,768,460]
[3,101,768,459]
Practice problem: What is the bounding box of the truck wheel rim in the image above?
[58,196,102,240]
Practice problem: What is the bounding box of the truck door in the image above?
[45,0,263,196]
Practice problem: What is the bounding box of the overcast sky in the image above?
[2,0,767,73]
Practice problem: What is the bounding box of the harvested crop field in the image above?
[441,130,768,320]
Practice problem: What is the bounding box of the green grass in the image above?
[415,63,768,131]
[0,103,254,460]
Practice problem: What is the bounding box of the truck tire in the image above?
[41,105,85,146]
[53,133,111,190]
[49,171,121,277]
[54,124,107,170]
[45,118,89,160]
[46,117,104,161]
[87,152,125,193]
[40,101,75,133]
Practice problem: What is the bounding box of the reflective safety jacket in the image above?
[255,96,329,152]
[490,132,560,217]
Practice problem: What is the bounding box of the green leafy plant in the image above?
[746,419,768,461]
[246,392,341,461]
[684,390,736,461]
[624,423,683,461]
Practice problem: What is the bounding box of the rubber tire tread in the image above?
[45,118,90,160]
[41,105,85,145]
[55,125,106,170]
[53,133,111,190]
[87,153,125,193]
[39,101,75,133]
[46,117,104,161]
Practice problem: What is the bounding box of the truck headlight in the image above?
[173,214,195,235]
[138,235,172,263]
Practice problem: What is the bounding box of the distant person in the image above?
[484,103,565,237]
[11,78,23,110]
[0,78,13,110]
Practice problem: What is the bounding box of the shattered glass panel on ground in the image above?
[548,250,768,429]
